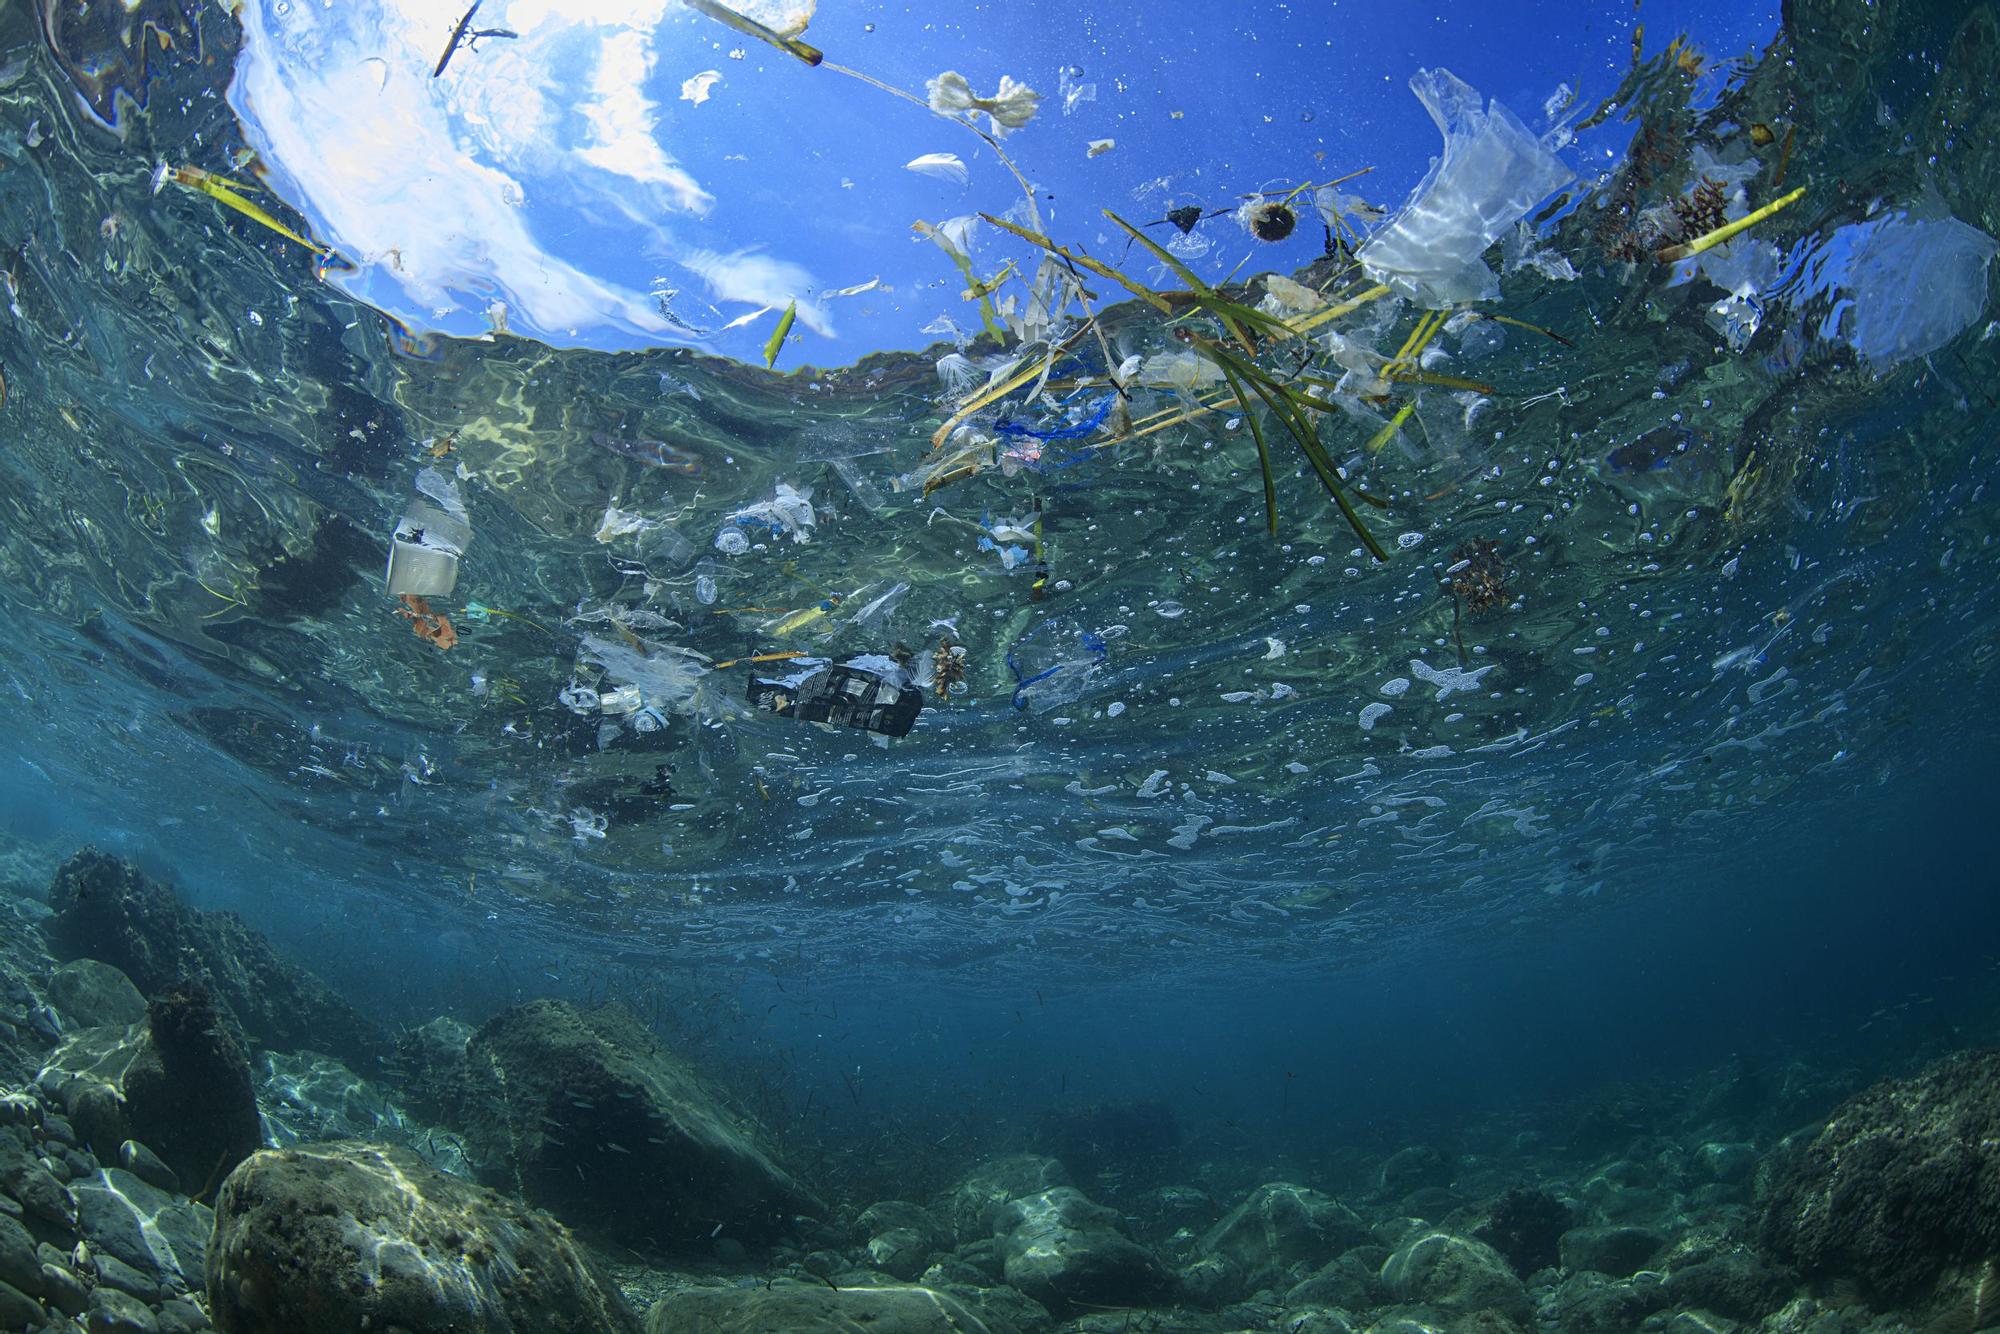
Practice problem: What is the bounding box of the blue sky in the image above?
[229,0,1780,361]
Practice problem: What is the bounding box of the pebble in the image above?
[40,1114,76,1148]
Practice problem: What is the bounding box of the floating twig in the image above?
[1656,185,1806,263]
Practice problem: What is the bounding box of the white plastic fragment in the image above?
[723,482,815,544]
[680,70,721,104]
[906,153,969,186]
[926,71,1041,136]
[1359,702,1393,731]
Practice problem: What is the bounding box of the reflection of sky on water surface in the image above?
[227,0,1778,357]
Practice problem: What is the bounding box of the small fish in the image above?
[1605,425,1696,474]
[590,430,701,474]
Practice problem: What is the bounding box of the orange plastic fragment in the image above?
[396,593,458,650]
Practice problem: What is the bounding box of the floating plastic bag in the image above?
[721,481,816,545]
[1357,69,1573,307]
[1007,617,1107,712]
[1793,211,1999,368]
[577,634,712,717]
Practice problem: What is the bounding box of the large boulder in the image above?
[0,1124,77,1230]
[45,850,388,1071]
[1544,1270,1669,1333]
[38,983,263,1195]
[944,1153,1071,1243]
[1198,1181,1370,1292]
[46,959,146,1030]
[1379,1231,1533,1324]
[993,1186,1175,1313]
[207,1142,640,1334]
[856,1200,946,1280]
[1470,1185,1574,1277]
[442,999,818,1249]
[1558,1225,1667,1277]
[646,1283,1014,1334]
[1759,1047,2000,1302]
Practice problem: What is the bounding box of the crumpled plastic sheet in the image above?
[576,634,714,717]
[1787,210,1999,368]
[1007,618,1107,712]
[1357,68,1573,307]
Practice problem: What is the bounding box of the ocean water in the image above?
[1,0,1998,1331]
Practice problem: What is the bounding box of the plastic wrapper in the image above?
[830,457,886,514]
[721,481,816,544]
[1796,211,1999,368]
[1007,618,1108,712]
[747,654,923,736]
[576,634,712,717]
[1357,68,1573,306]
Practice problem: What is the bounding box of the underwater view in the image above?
[1,0,1998,1329]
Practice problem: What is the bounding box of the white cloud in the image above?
[224,0,823,351]
[682,248,834,337]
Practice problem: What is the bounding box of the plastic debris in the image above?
[1501,222,1578,282]
[747,653,923,736]
[830,457,886,514]
[925,70,1041,136]
[763,300,798,368]
[851,581,909,629]
[979,512,1037,571]
[906,153,970,185]
[1007,617,1107,712]
[575,633,713,727]
[1357,68,1573,306]
[1792,210,1999,368]
[722,482,816,545]
[396,594,457,649]
[1058,65,1095,114]
[385,470,472,598]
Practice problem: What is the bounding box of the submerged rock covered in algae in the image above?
[208,1141,640,1334]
